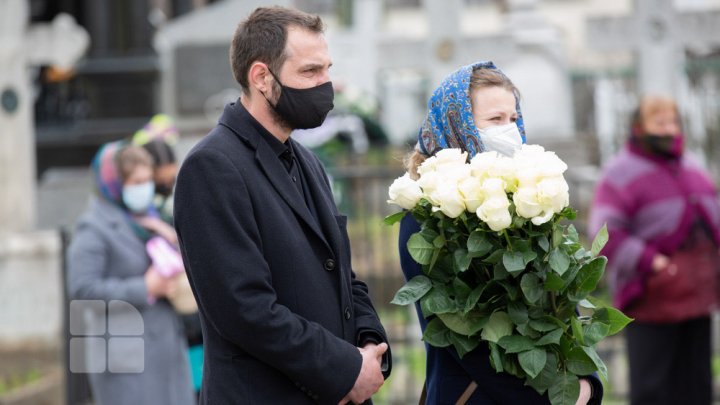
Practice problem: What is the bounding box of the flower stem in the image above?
[503,230,513,250]
[550,292,558,314]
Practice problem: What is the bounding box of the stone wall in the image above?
[0,231,62,349]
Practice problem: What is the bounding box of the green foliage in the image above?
[388,201,632,405]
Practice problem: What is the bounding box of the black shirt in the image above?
[256,126,319,222]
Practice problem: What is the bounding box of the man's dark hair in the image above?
[230,7,324,95]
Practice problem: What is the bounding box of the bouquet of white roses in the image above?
[386,146,631,405]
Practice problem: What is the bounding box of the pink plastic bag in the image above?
[146,236,185,278]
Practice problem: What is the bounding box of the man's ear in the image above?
[247,62,271,94]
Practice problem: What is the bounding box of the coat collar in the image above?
[218,102,334,254]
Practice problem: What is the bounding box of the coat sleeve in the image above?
[173,148,361,403]
[67,220,149,307]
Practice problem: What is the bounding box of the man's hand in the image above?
[575,378,593,405]
[338,342,388,405]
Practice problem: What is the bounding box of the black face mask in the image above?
[265,70,334,129]
[632,133,684,159]
[156,183,174,198]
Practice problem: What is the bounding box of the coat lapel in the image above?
[218,101,333,253]
[254,141,331,250]
[293,142,344,257]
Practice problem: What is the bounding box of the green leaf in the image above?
[548,372,580,405]
[453,249,472,272]
[481,311,514,343]
[548,248,571,276]
[507,301,529,325]
[570,316,585,345]
[501,355,524,379]
[566,347,597,375]
[581,346,608,380]
[420,288,456,315]
[523,250,538,265]
[527,352,558,394]
[520,273,543,304]
[422,318,453,347]
[591,223,609,256]
[538,235,550,252]
[567,224,580,243]
[450,333,481,358]
[407,233,435,265]
[574,257,606,294]
[438,311,488,336]
[535,328,564,346]
[488,342,504,373]
[594,307,633,335]
[453,278,472,303]
[468,231,494,257]
[493,262,510,280]
[544,272,566,292]
[498,335,536,354]
[383,211,407,226]
[529,318,559,332]
[464,285,485,314]
[390,275,432,305]
[503,251,526,274]
[432,234,446,249]
[518,348,547,379]
[483,249,505,264]
[516,323,541,339]
[583,322,610,346]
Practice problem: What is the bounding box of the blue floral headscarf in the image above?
[416,61,526,158]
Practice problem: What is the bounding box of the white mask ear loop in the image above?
[477,123,523,157]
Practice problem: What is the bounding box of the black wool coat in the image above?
[174,102,391,404]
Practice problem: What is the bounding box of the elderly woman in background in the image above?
[67,141,195,405]
[589,95,720,405]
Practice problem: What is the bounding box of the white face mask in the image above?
[122,181,155,213]
[477,122,523,157]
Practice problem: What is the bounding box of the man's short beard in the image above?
[266,83,293,132]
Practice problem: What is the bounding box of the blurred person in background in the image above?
[67,141,195,405]
[589,95,720,405]
[134,114,204,397]
[400,61,601,405]
[133,114,180,223]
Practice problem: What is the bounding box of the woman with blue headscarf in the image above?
[399,62,602,404]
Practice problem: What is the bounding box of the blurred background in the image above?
[1,0,720,404]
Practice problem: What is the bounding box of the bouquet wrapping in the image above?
[386,146,631,405]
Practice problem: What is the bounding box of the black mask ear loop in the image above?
[259,67,282,107]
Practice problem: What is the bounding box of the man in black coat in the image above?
[174,6,391,405]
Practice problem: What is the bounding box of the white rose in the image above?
[417,155,439,175]
[536,176,569,213]
[458,176,485,213]
[431,182,466,218]
[417,171,444,203]
[480,177,507,199]
[435,148,468,167]
[442,163,472,183]
[388,173,423,210]
[470,151,501,179]
[513,187,543,219]
[477,196,512,231]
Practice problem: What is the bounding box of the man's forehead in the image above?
[284,27,331,65]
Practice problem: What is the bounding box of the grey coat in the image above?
[67,197,195,405]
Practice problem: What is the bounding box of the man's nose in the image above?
[318,69,331,86]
